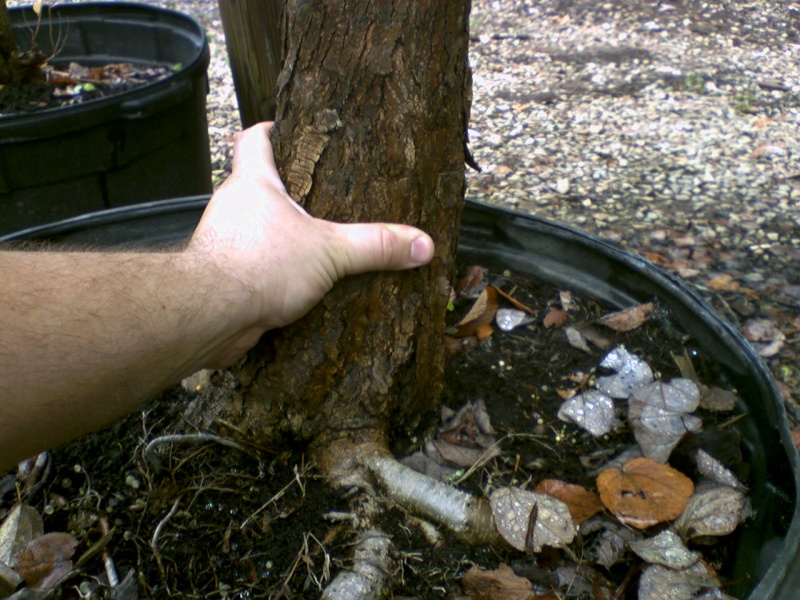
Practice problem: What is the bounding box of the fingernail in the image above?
[410,236,434,264]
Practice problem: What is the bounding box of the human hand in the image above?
[187,122,435,367]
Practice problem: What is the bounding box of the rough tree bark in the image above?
[220,0,473,478]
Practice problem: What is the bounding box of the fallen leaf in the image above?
[490,487,576,552]
[559,290,574,311]
[476,323,494,340]
[0,505,44,567]
[455,265,487,298]
[698,385,738,412]
[707,274,739,292]
[582,516,642,569]
[534,479,603,524]
[629,529,700,569]
[543,308,569,329]
[628,378,703,462]
[643,251,671,267]
[427,440,500,470]
[564,326,592,353]
[15,532,78,589]
[596,302,655,332]
[571,322,611,350]
[596,458,694,529]
[673,483,749,540]
[0,560,22,596]
[638,561,721,600]
[695,450,747,492]
[595,347,654,399]
[457,287,499,337]
[557,390,618,437]
[462,564,534,600]
[742,318,785,357]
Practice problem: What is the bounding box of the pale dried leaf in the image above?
[629,529,701,569]
[33,0,44,16]
[564,326,592,353]
[597,302,655,332]
[490,487,576,552]
[572,322,612,350]
[428,440,500,469]
[638,562,721,600]
[628,379,703,462]
[400,451,458,481]
[557,390,618,437]
[595,347,654,399]
[742,318,785,357]
[0,505,44,567]
[0,560,22,596]
[582,515,643,569]
[695,450,747,492]
[559,290,574,311]
[673,484,749,540]
[698,385,738,412]
[440,399,496,440]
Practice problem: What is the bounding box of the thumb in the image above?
[333,223,436,276]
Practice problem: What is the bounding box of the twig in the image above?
[240,462,313,529]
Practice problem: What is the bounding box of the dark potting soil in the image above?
[1,264,748,598]
[0,61,175,115]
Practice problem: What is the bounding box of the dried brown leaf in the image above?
[708,274,739,292]
[597,302,655,332]
[462,564,535,600]
[15,532,78,589]
[596,458,694,529]
[455,265,487,298]
[457,287,499,337]
[543,308,569,329]
[534,479,603,524]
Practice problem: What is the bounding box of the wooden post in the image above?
[218,0,283,126]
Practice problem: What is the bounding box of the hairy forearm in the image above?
[0,249,247,469]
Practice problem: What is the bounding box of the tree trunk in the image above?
[225,0,472,467]
[218,0,283,126]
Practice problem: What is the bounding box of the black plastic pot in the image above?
[1,198,797,599]
[0,3,212,235]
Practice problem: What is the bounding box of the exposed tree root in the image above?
[362,454,501,547]
[322,529,392,600]
[316,439,504,598]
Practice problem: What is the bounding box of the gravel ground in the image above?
[9,1,800,416]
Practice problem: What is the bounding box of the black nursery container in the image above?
[0,3,212,234]
[1,199,798,599]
